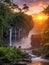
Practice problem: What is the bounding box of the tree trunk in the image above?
[0,26,3,46]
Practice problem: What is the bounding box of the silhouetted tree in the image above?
[23,4,29,12]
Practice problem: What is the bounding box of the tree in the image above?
[12,12,34,34]
[23,4,29,12]
[41,6,49,58]
[41,5,49,45]
[44,5,49,14]
[0,1,34,46]
[12,3,29,13]
[4,0,11,3]
[0,2,14,45]
[0,16,5,46]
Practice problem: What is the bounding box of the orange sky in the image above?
[26,2,49,33]
[13,0,49,33]
[22,2,48,33]
[13,0,49,15]
[25,2,48,15]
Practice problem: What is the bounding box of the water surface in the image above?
[27,61,49,65]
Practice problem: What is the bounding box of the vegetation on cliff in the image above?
[0,0,34,46]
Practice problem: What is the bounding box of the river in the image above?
[27,53,49,65]
[12,28,49,65]
[27,61,49,65]
[27,56,49,65]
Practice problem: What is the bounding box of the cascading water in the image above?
[9,28,13,46]
[13,28,33,49]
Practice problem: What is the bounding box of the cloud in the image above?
[13,0,49,5]
[13,0,49,15]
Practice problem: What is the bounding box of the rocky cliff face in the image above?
[31,34,42,48]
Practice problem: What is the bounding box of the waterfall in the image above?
[13,28,33,49]
[18,28,21,40]
[15,29,17,41]
[9,28,12,46]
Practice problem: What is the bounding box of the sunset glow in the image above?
[24,1,48,15]
[33,13,48,23]
[37,14,48,21]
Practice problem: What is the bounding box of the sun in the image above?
[37,13,48,21]
[37,15,45,20]
[33,13,48,23]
